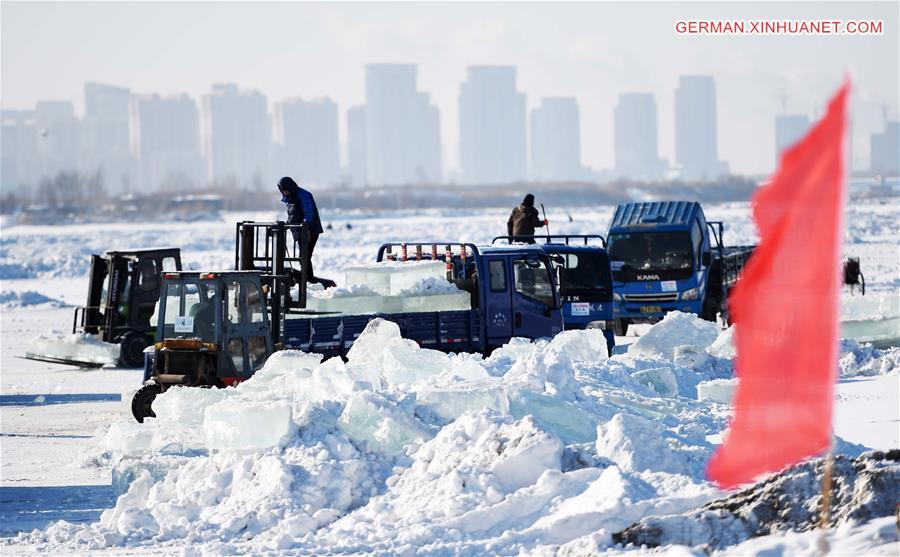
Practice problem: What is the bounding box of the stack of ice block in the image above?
[307,260,470,316]
[344,261,446,295]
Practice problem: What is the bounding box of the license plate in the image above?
[640,305,662,313]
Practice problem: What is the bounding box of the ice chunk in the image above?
[382,340,452,386]
[509,390,598,444]
[203,398,294,451]
[151,385,230,429]
[26,331,120,366]
[595,413,673,473]
[344,260,446,295]
[632,367,678,396]
[100,421,155,456]
[418,383,509,421]
[401,292,471,313]
[338,391,431,455]
[346,318,402,366]
[673,345,710,368]
[706,326,736,359]
[630,312,720,360]
[548,329,609,363]
[697,378,738,404]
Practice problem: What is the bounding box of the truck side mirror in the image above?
[701,252,711,267]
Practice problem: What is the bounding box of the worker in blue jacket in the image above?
[277,177,335,288]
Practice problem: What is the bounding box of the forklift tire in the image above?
[132,384,162,423]
[120,333,150,368]
[613,319,629,337]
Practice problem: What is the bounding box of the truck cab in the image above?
[607,201,713,334]
[493,235,615,353]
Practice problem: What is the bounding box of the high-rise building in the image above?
[1,110,40,190]
[614,93,665,180]
[347,105,367,188]
[415,92,443,184]
[530,97,582,182]
[33,101,81,176]
[674,76,728,180]
[870,121,899,175]
[273,97,340,188]
[364,64,441,186]
[458,65,526,184]
[83,82,137,193]
[130,94,204,191]
[201,83,270,188]
[774,114,811,164]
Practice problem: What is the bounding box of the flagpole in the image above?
[816,434,835,557]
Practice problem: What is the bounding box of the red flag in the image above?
[707,81,850,489]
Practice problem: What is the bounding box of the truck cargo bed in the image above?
[282,310,483,357]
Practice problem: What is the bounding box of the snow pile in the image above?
[0,290,68,308]
[16,311,897,554]
[25,331,120,366]
[838,339,900,377]
[611,449,900,551]
[629,311,720,360]
[307,261,469,314]
[23,318,732,552]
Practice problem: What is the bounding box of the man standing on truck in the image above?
[277,176,335,288]
[507,193,549,243]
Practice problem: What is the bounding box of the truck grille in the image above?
[623,293,678,303]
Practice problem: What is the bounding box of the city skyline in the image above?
[3,69,899,193]
[2,2,897,178]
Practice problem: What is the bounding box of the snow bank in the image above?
[629,311,720,360]
[25,331,119,366]
[0,290,67,308]
[19,311,898,554]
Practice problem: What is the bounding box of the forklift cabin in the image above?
[132,270,274,422]
[72,248,181,367]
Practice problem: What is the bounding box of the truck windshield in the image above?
[558,252,612,298]
[160,280,217,343]
[608,232,693,271]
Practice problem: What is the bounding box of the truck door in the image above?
[483,256,513,345]
[223,278,252,380]
[511,256,562,340]
[243,279,273,373]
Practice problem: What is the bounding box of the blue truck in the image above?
[606,201,754,335]
[133,224,566,421]
[493,235,615,354]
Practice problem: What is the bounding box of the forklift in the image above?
[26,248,182,368]
[131,222,305,421]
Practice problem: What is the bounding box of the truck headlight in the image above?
[613,292,623,302]
[681,287,700,301]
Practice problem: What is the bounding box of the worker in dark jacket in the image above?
[507,194,548,243]
[277,177,334,287]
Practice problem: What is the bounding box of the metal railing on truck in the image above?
[376,242,481,280]
[492,234,607,247]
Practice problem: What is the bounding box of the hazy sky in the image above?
[2,1,897,175]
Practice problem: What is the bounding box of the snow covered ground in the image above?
[1,199,898,555]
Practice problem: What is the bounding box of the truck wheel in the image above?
[613,319,629,336]
[132,384,162,423]
[120,333,150,368]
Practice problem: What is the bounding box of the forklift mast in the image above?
[235,221,310,346]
